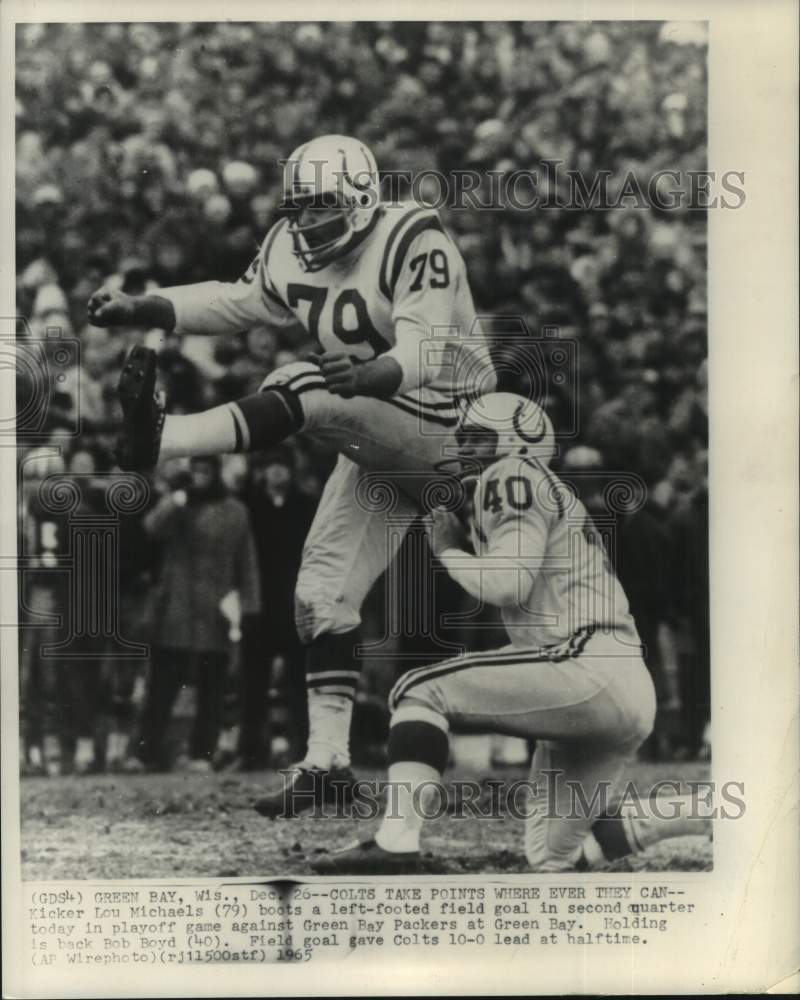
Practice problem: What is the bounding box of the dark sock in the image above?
[590,812,635,861]
[304,631,361,698]
[388,720,449,773]
[231,388,302,452]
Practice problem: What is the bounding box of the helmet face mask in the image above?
[454,423,501,470]
[286,198,355,271]
[283,135,380,272]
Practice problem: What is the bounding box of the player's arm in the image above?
[87,228,294,336]
[426,503,549,609]
[87,287,178,331]
[385,226,459,393]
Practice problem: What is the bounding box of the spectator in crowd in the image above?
[18,449,68,775]
[131,455,260,771]
[19,445,119,773]
[237,446,317,769]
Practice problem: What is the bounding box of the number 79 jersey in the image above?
[161,201,496,399]
[468,455,640,650]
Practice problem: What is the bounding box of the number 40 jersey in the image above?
[160,201,497,400]
[466,455,641,651]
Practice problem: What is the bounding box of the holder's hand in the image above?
[425,507,467,557]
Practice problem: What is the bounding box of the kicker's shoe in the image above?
[254,765,357,819]
[116,346,164,471]
[311,838,423,875]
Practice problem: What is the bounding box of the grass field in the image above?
[20,760,712,880]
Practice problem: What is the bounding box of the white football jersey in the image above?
[467,455,640,649]
[160,201,496,399]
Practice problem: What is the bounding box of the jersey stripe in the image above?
[400,626,595,676]
[389,627,596,707]
[259,218,289,308]
[305,683,358,697]
[259,370,326,396]
[284,370,326,391]
[385,396,459,427]
[378,206,431,300]
[306,670,362,681]
[289,378,327,396]
[397,392,460,412]
[227,402,250,452]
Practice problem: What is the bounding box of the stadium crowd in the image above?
[15,21,709,775]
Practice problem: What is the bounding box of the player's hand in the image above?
[309,351,359,398]
[425,507,467,556]
[87,288,137,327]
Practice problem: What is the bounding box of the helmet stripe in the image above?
[359,144,373,175]
[285,142,310,199]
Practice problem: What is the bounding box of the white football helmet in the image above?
[455,392,555,472]
[283,134,381,271]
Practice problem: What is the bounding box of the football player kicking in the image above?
[87,135,497,815]
[312,393,711,874]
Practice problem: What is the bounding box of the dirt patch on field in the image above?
[19,763,712,880]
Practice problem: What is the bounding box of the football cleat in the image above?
[253,764,357,819]
[310,838,423,875]
[115,345,165,471]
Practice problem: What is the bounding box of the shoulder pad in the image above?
[378,203,448,300]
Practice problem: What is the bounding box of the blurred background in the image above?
[15,20,709,778]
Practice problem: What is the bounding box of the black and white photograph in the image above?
[2,3,797,995]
